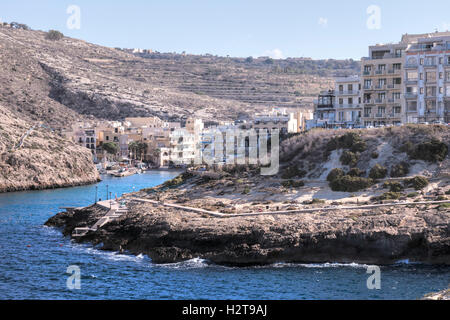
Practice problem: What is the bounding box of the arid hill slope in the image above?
[0,104,99,192]
[0,25,358,125]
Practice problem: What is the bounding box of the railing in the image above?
[375,113,386,118]
[405,64,418,69]
[375,84,386,89]
[375,70,385,75]
[363,85,373,90]
[404,93,418,99]
[363,71,372,76]
[375,99,386,104]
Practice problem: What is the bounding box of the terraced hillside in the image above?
[0,24,359,126]
[128,51,360,110]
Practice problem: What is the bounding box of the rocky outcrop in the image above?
[0,105,100,192]
[46,199,450,266]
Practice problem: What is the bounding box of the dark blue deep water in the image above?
[0,171,448,300]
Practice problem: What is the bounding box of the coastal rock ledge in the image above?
[46,200,450,266]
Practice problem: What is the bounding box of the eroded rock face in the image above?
[0,105,100,192]
[46,201,450,266]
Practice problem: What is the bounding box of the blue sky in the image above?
[1,0,449,59]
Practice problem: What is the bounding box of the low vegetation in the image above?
[405,139,448,162]
[404,176,429,190]
[390,162,410,178]
[383,181,404,192]
[281,180,305,188]
[45,30,64,41]
[369,164,388,180]
[329,174,374,192]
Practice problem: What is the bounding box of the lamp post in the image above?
[95,186,98,204]
[106,184,109,200]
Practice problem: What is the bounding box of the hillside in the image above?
[0,104,100,192]
[0,24,358,126]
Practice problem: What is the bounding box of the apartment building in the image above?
[361,43,405,127]
[403,34,450,123]
[361,31,450,126]
[334,76,362,127]
[311,75,362,129]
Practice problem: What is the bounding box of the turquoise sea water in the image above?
[0,171,448,300]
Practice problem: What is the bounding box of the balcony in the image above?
[337,104,360,109]
[405,64,418,69]
[375,113,386,118]
[375,99,386,104]
[404,79,418,85]
[375,70,386,75]
[375,84,386,90]
[363,70,373,76]
[404,93,418,99]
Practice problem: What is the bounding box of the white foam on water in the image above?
[157,257,212,270]
[270,262,370,269]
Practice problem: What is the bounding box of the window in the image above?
[378,78,386,86]
[364,107,372,117]
[378,64,386,71]
[393,92,401,100]
[426,71,436,82]
[425,56,436,66]
[406,71,418,80]
[348,97,353,105]
[420,73,423,80]
[393,63,402,70]
[364,79,372,89]
[426,86,436,97]
[406,86,417,93]
[407,101,417,112]
[394,106,401,114]
[378,106,385,114]
[439,72,444,79]
[439,87,444,94]
[426,100,436,112]
[378,93,386,100]
[447,86,450,96]
[420,58,424,65]
[439,57,443,64]
[339,98,343,105]
[394,78,402,84]
[348,84,353,92]
[339,85,343,92]
[420,87,424,95]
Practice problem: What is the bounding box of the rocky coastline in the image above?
[45,195,450,266]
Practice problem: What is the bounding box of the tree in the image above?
[128,141,148,161]
[46,30,64,41]
[245,56,253,63]
[102,142,119,160]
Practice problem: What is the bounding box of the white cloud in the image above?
[262,48,284,59]
[318,17,328,28]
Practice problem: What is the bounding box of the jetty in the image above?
[72,200,128,237]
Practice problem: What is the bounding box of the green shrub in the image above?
[340,151,360,167]
[327,132,367,152]
[404,176,429,190]
[407,192,419,198]
[281,166,307,179]
[329,175,374,192]
[281,180,305,188]
[376,192,402,201]
[327,168,345,182]
[163,172,193,188]
[242,187,251,194]
[347,168,365,177]
[390,162,410,178]
[46,30,64,41]
[408,139,448,162]
[371,151,379,159]
[311,198,325,204]
[383,181,404,192]
[446,190,450,195]
[369,164,388,180]
[438,203,450,210]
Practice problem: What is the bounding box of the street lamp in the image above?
[95,186,98,204]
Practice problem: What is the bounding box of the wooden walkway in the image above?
[130,197,450,218]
